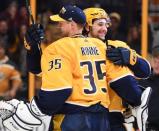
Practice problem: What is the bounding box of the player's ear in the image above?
[71,21,79,32]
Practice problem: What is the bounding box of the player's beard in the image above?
[97,33,106,41]
[54,26,69,37]
[89,29,106,41]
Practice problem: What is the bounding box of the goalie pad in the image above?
[0,98,51,131]
[132,87,152,131]
[33,115,52,131]
[123,107,135,123]
[0,117,5,131]
[0,99,19,120]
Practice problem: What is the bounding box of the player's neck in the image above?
[69,29,83,37]
[71,34,85,38]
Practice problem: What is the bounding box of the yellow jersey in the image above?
[41,37,133,110]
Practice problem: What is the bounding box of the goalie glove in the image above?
[24,24,44,53]
[106,47,137,66]
[0,98,51,131]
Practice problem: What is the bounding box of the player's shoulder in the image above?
[49,37,71,46]
[87,37,106,48]
[89,37,105,44]
[42,37,79,60]
[43,37,70,53]
[107,40,130,49]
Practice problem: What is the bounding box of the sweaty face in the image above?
[89,19,108,40]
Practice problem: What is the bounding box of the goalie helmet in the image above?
[83,8,111,26]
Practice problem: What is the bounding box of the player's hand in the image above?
[24,24,44,52]
[106,47,137,66]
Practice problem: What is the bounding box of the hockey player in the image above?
[83,7,151,131]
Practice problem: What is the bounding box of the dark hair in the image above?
[152,45,159,57]
[82,19,98,36]
[92,18,101,24]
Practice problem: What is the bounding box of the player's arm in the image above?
[24,24,44,75]
[106,61,142,107]
[36,46,72,114]
[26,49,42,75]
[109,75,142,106]
[106,46,151,79]
[128,54,151,78]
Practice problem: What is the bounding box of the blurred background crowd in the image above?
[0,0,159,102]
